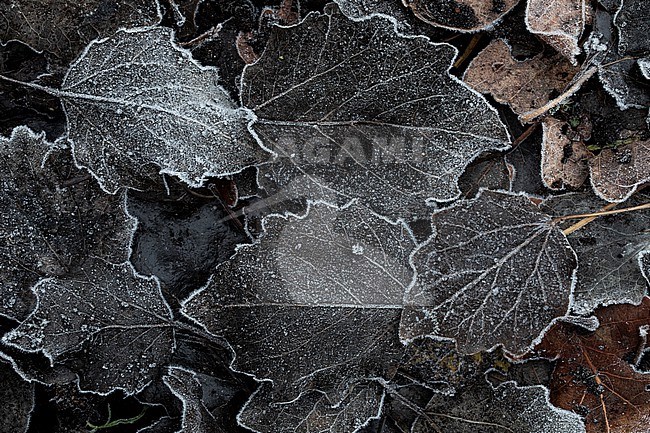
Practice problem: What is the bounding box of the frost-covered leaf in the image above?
[532,298,650,433]
[3,261,175,394]
[0,358,34,433]
[243,4,510,220]
[589,139,650,202]
[463,39,579,119]
[182,201,415,402]
[525,0,586,63]
[0,126,133,321]
[613,0,650,56]
[0,0,162,65]
[163,366,225,433]
[541,117,590,190]
[404,0,518,32]
[412,379,585,433]
[239,381,384,433]
[544,192,650,315]
[59,27,262,193]
[401,190,578,355]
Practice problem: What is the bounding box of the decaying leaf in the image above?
[401,190,578,356]
[589,139,650,202]
[531,298,650,433]
[0,358,34,433]
[3,261,175,394]
[613,0,650,56]
[239,381,384,433]
[163,366,225,433]
[243,4,510,220]
[404,0,519,32]
[182,201,415,403]
[525,0,586,63]
[0,126,134,321]
[412,379,586,433]
[463,39,579,119]
[541,117,591,190]
[543,192,650,315]
[56,27,262,193]
[0,0,162,65]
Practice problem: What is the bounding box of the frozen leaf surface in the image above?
[541,117,590,190]
[0,0,161,65]
[163,366,225,433]
[463,40,579,119]
[544,193,650,315]
[0,126,134,321]
[613,0,650,56]
[239,381,384,433]
[3,261,175,394]
[243,4,510,220]
[401,190,578,355]
[532,298,650,433]
[589,140,650,202]
[525,0,586,62]
[0,358,34,433]
[404,0,518,31]
[59,27,261,193]
[412,380,585,433]
[183,202,415,402]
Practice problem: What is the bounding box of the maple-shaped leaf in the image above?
[3,261,175,394]
[525,0,586,63]
[412,379,586,433]
[0,126,134,321]
[239,381,384,433]
[543,192,650,315]
[589,140,650,203]
[243,4,510,220]
[182,201,415,404]
[0,358,34,433]
[0,0,161,65]
[401,190,578,356]
[163,366,226,433]
[530,297,650,433]
[404,0,518,32]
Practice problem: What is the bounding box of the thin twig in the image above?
[556,202,649,223]
[560,202,619,235]
[453,34,482,69]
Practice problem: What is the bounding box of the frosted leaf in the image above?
[0,358,34,433]
[163,366,226,433]
[401,190,578,356]
[3,261,175,394]
[412,380,585,433]
[239,381,384,433]
[59,27,263,193]
[243,4,510,220]
[0,126,134,321]
[182,201,415,402]
[540,118,590,190]
[613,0,650,56]
[640,57,650,79]
[525,0,586,63]
[0,0,161,65]
[543,192,650,315]
[404,0,518,32]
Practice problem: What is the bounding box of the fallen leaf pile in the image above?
[0,0,648,432]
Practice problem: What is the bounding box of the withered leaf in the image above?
[0,126,133,321]
[531,298,650,433]
[589,139,650,202]
[0,357,34,433]
[243,4,510,220]
[401,190,577,356]
[541,117,591,190]
[463,39,579,120]
[3,261,175,394]
[525,0,586,63]
[182,202,414,403]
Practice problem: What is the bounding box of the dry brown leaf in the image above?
[464,39,579,119]
[590,139,650,202]
[541,117,591,190]
[525,0,586,63]
[404,0,518,32]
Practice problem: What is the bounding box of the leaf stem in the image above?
[0,74,62,97]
